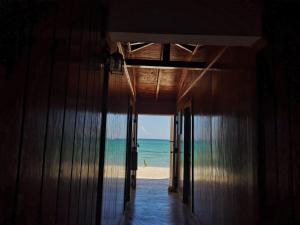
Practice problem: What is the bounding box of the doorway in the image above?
[176,107,194,210]
[136,115,171,180]
[182,107,193,209]
[124,114,195,225]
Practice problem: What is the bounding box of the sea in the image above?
[137,139,170,168]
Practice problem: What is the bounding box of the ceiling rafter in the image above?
[178,70,188,97]
[125,59,207,70]
[127,42,131,53]
[175,44,193,54]
[155,44,168,100]
[178,44,200,97]
[192,44,200,55]
[129,43,154,53]
[133,67,137,95]
[130,42,146,46]
[117,42,136,100]
[175,43,200,54]
[177,47,228,102]
[155,69,161,100]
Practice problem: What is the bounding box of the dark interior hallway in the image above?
[123,179,195,225]
[1,1,299,225]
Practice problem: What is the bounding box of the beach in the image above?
[136,139,170,179]
[137,166,170,179]
[104,139,171,179]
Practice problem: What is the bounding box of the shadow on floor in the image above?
[123,179,195,225]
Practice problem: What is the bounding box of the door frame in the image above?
[124,98,133,210]
[182,101,194,210]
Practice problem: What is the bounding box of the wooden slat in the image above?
[69,57,89,225]
[15,9,58,225]
[127,42,131,53]
[178,70,188,97]
[130,42,145,46]
[131,43,154,53]
[0,39,28,225]
[117,42,136,100]
[192,44,200,55]
[126,58,208,70]
[127,43,162,60]
[178,44,199,97]
[155,70,161,100]
[175,44,193,54]
[177,47,228,102]
[155,45,165,100]
[133,68,137,95]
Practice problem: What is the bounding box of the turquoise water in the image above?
[137,139,170,168]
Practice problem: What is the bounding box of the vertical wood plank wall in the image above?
[257,44,300,225]
[100,74,131,225]
[256,2,300,224]
[178,112,184,197]
[178,47,259,225]
[0,0,114,225]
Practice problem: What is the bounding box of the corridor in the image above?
[124,179,195,225]
[1,1,299,224]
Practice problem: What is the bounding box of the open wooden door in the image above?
[183,107,190,204]
[124,102,133,209]
[182,106,194,210]
[169,115,178,192]
[131,113,138,189]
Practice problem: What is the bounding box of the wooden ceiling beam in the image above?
[177,47,228,102]
[125,59,208,70]
[127,42,132,53]
[177,44,200,96]
[155,45,166,100]
[130,43,154,53]
[178,44,199,97]
[117,42,136,100]
[155,69,161,100]
[130,42,146,46]
[163,44,170,62]
[175,44,194,54]
[133,67,137,95]
[178,70,188,97]
[192,44,200,55]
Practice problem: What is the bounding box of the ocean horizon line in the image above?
[138,138,170,141]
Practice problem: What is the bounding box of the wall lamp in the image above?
[89,50,124,75]
[108,51,124,75]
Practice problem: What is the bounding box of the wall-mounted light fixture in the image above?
[108,51,124,75]
[88,49,124,74]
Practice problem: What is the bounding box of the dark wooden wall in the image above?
[176,36,300,225]
[257,44,300,225]
[257,2,300,224]
[177,47,259,225]
[177,111,184,198]
[0,0,105,225]
[100,74,131,225]
[108,0,262,37]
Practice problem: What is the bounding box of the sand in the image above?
[136,166,170,179]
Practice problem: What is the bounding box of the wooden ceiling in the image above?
[124,43,202,102]
[115,42,257,114]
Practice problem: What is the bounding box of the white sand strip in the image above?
[137,166,170,179]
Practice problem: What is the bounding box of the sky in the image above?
[138,115,171,140]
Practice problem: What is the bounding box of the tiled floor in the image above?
[123,179,194,225]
